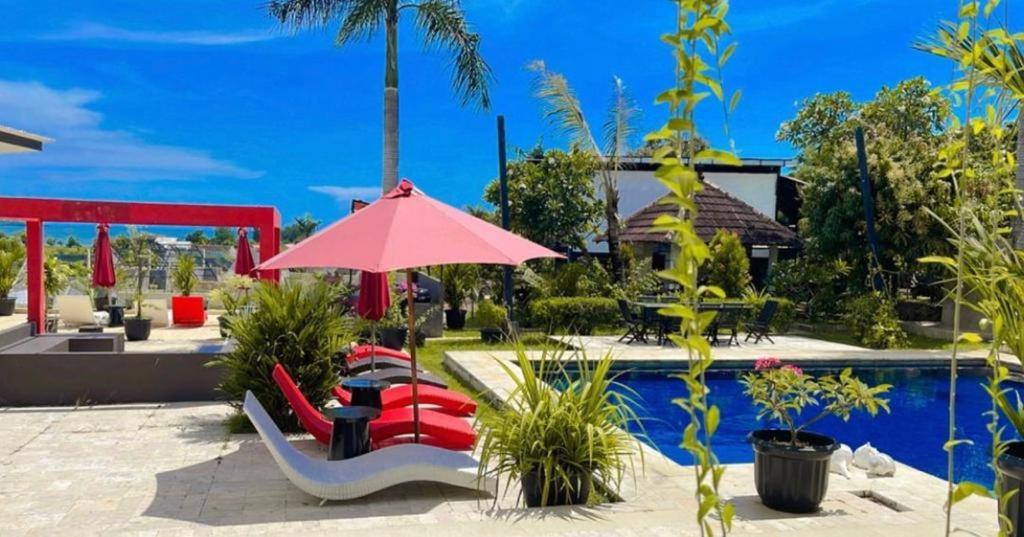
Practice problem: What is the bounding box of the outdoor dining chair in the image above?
[617,299,648,344]
[745,300,779,344]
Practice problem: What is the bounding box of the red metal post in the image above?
[258,214,281,283]
[25,220,45,334]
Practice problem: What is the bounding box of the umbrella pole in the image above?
[370,322,377,372]
[406,269,420,442]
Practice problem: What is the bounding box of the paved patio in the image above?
[0,333,1001,536]
[0,314,228,353]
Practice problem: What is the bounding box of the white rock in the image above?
[830,443,853,478]
[853,442,880,469]
[867,453,896,477]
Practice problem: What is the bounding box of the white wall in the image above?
[703,172,777,219]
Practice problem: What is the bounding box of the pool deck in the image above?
[0,334,1000,536]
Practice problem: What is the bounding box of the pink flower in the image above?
[754,357,781,371]
[782,364,804,375]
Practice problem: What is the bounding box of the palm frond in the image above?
[528,60,600,153]
[414,0,492,109]
[603,76,639,160]
[336,0,390,44]
[267,0,351,29]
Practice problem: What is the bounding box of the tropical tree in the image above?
[529,61,638,283]
[268,0,492,193]
[281,214,321,244]
[483,147,602,253]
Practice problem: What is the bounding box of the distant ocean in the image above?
[0,222,229,242]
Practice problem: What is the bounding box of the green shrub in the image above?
[530,297,619,335]
[767,257,851,320]
[210,281,349,432]
[743,295,797,333]
[843,292,907,349]
[472,298,508,329]
[703,230,750,297]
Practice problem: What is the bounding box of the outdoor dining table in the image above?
[630,301,752,346]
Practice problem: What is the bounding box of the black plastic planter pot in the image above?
[124,317,152,341]
[0,297,14,316]
[520,468,591,507]
[997,440,1024,537]
[749,429,839,513]
[444,309,467,330]
[218,316,232,338]
[379,328,407,350]
[480,327,503,344]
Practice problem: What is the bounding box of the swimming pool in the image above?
[610,366,1007,485]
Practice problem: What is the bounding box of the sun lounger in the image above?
[273,364,475,450]
[356,367,449,389]
[243,391,493,501]
[141,298,171,328]
[54,295,102,327]
[332,384,477,417]
[345,355,419,375]
[348,344,411,362]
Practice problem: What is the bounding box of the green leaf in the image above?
[719,42,737,67]
[950,482,992,506]
[707,405,720,435]
[958,332,983,344]
[729,90,741,113]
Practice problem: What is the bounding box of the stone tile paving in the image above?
[0,334,1000,536]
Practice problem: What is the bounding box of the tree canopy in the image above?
[483,147,602,253]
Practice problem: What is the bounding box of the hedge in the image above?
[529,297,620,335]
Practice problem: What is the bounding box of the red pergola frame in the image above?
[0,197,281,334]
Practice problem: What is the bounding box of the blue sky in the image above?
[0,0,1007,234]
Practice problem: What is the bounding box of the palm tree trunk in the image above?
[382,2,400,194]
[1014,112,1024,248]
[604,178,624,283]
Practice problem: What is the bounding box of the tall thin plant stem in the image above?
[945,2,980,534]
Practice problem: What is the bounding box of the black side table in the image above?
[340,378,391,410]
[107,305,125,327]
[325,406,380,460]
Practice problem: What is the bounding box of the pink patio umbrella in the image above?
[234,228,256,276]
[258,179,562,440]
[356,270,390,371]
[92,224,116,289]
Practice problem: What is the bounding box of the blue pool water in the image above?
[610,367,1006,485]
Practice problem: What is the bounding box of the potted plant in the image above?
[441,264,477,330]
[210,275,254,338]
[0,245,25,316]
[121,229,156,341]
[475,298,507,344]
[171,254,206,326]
[742,358,892,513]
[478,346,644,507]
[377,301,408,350]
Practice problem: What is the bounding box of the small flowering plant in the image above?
[741,358,893,447]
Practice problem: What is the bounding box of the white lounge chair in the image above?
[54,295,105,327]
[242,390,495,501]
[141,298,170,328]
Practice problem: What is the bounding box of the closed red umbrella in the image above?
[234,228,256,276]
[357,270,390,371]
[92,224,116,289]
[258,179,563,441]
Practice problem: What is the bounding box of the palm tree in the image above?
[530,61,638,283]
[269,0,491,194]
[915,22,1024,246]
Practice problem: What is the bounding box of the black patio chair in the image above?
[745,300,779,344]
[617,299,647,344]
[709,304,743,346]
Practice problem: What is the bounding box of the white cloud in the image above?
[40,22,277,46]
[0,80,261,182]
[308,185,380,205]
